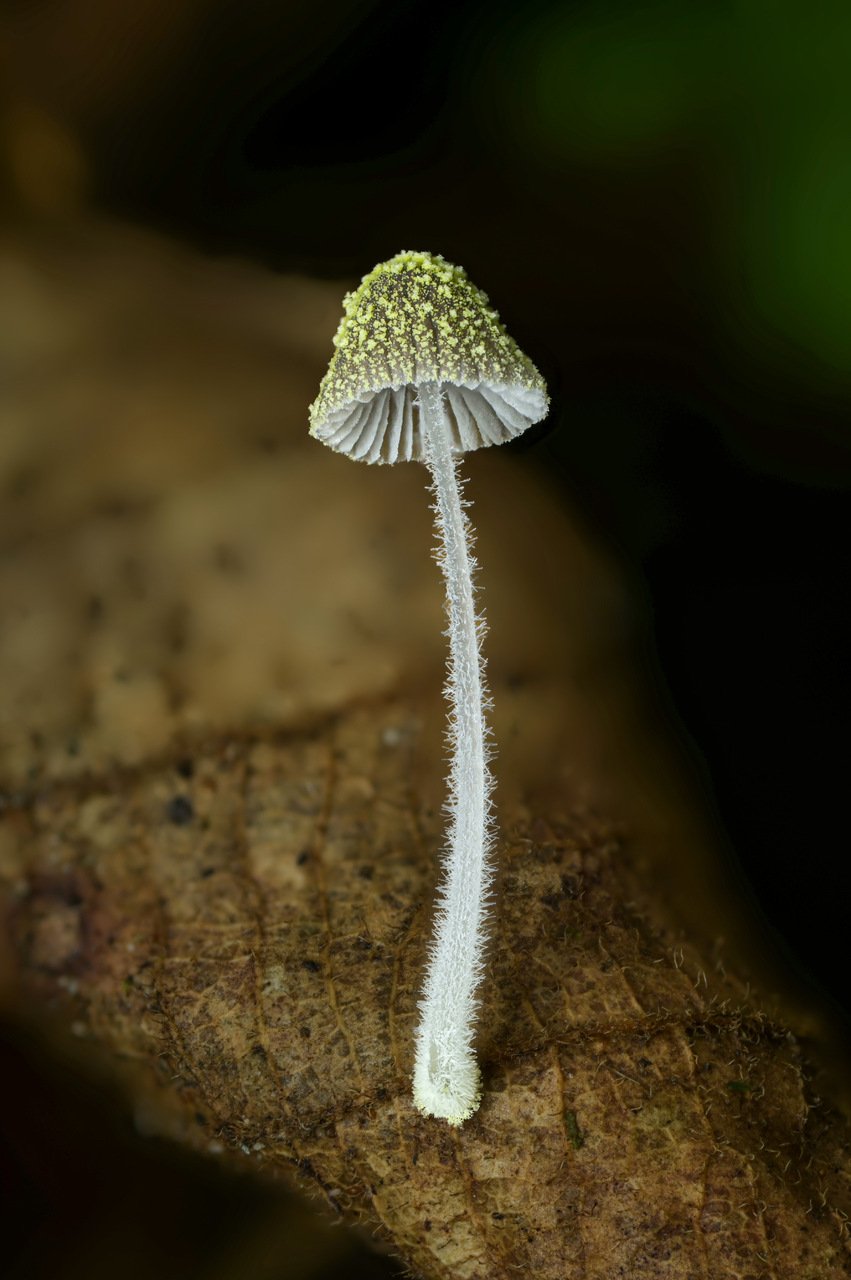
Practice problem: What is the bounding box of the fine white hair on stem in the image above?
[412,380,496,1126]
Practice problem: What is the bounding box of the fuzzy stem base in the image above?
[411,381,494,1126]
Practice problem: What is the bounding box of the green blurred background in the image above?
[1,0,850,1274]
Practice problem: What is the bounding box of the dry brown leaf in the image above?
[1,221,850,1279]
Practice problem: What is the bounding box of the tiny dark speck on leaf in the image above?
[212,543,246,575]
[565,1109,585,1149]
[86,594,104,623]
[176,758,195,779]
[301,959,321,973]
[296,850,311,866]
[167,795,194,825]
[727,1079,756,1093]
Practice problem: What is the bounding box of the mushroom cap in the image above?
[309,251,549,464]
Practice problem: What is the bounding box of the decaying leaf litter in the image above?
[1,222,849,1280]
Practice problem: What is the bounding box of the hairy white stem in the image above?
[412,380,495,1125]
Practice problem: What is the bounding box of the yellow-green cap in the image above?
[309,251,549,464]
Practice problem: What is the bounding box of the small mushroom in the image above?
[309,251,549,1125]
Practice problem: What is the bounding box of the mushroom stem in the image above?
[412,380,494,1125]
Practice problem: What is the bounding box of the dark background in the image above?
[2,0,849,1274]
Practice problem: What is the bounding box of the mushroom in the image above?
[309,251,549,1125]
